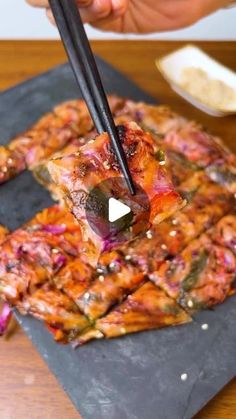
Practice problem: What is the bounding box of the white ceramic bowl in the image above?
[156,45,236,117]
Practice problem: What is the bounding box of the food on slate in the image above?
[117,176,234,273]
[208,214,236,256]
[74,281,191,345]
[206,155,236,195]
[17,284,90,343]
[47,121,185,253]
[0,96,235,347]
[0,96,127,184]
[0,206,88,304]
[0,225,8,243]
[152,232,236,311]
[76,250,145,320]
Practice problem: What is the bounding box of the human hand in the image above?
[26,0,232,33]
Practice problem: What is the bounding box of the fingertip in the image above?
[26,0,49,7]
[93,0,112,19]
[79,0,112,23]
[46,8,56,25]
[111,0,127,15]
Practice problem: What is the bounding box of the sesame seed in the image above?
[125,255,132,261]
[88,139,95,144]
[161,244,167,250]
[98,275,104,283]
[52,248,60,254]
[103,161,111,170]
[83,292,90,301]
[169,230,177,237]
[181,373,188,381]
[187,300,194,308]
[109,262,116,270]
[96,267,104,274]
[172,219,178,225]
[7,158,13,165]
[146,230,153,239]
[159,160,166,166]
[120,327,126,334]
[201,323,209,331]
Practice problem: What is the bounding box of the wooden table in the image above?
[0,40,235,419]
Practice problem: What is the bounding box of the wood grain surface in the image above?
[0,40,235,419]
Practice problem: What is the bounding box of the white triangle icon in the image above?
[108,198,131,223]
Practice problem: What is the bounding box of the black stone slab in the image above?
[0,61,235,419]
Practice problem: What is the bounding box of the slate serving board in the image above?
[0,60,235,419]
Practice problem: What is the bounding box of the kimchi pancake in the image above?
[208,214,236,256]
[94,281,191,339]
[17,284,90,343]
[0,224,8,243]
[72,326,104,347]
[0,206,83,304]
[77,251,145,320]
[53,258,94,303]
[206,156,236,195]
[114,102,187,138]
[0,146,26,184]
[152,234,236,311]
[117,176,234,274]
[0,95,126,184]
[47,122,185,253]
[163,121,230,168]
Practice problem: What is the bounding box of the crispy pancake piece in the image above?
[152,234,236,311]
[77,250,145,320]
[208,214,236,256]
[206,155,236,195]
[53,258,94,303]
[73,281,191,345]
[95,281,191,339]
[17,284,90,343]
[0,95,126,184]
[114,102,187,138]
[0,146,26,184]
[118,175,234,274]
[0,224,8,244]
[163,121,230,168]
[47,122,185,253]
[0,206,84,304]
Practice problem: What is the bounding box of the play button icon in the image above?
[108,198,131,223]
[85,176,150,247]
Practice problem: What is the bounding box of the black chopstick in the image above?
[49,0,103,134]
[49,0,136,195]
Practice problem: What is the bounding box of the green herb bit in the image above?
[182,250,209,292]
[179,188,199,203]
[155,149,166,163]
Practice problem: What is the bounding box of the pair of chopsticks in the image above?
[49,0,136,195]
